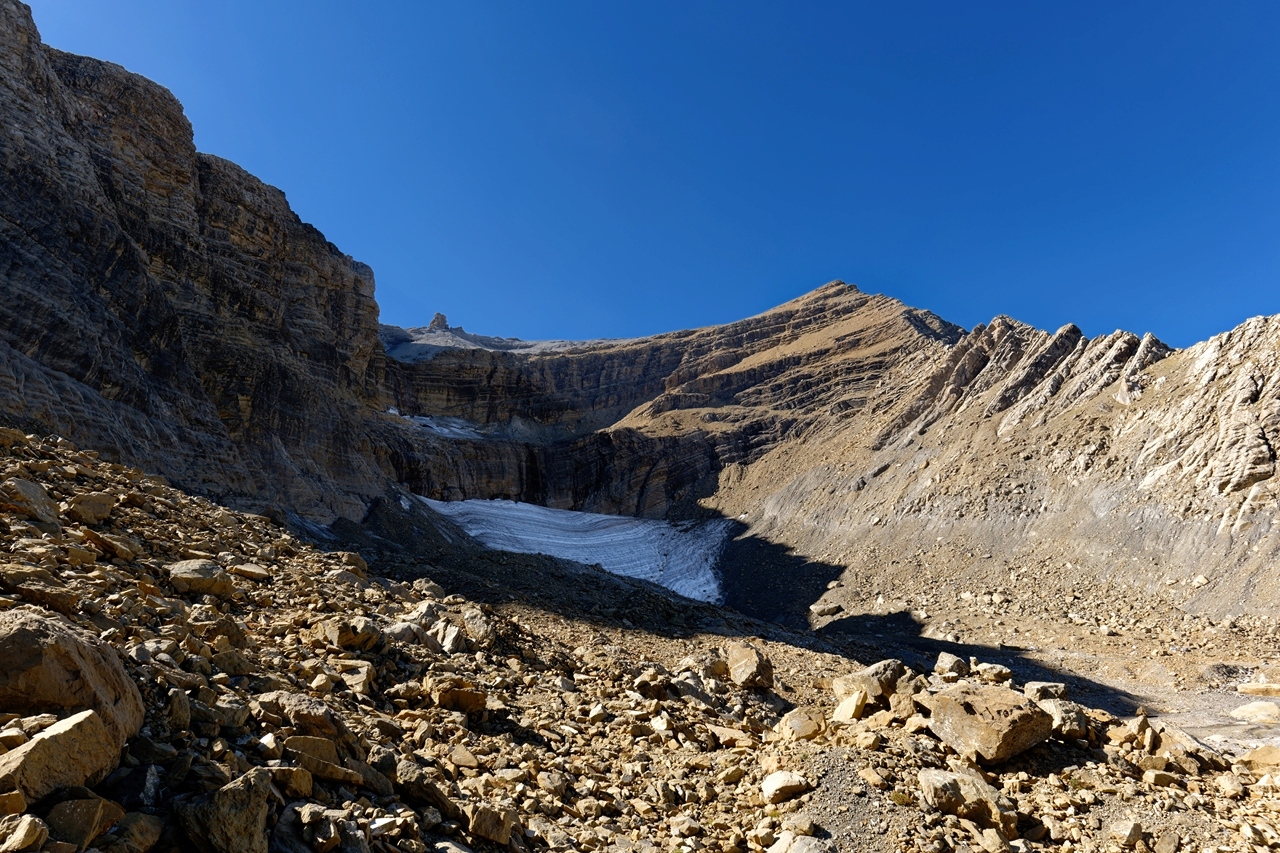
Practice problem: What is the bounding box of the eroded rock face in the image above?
[0,1,396,524]
[0,611,143,748]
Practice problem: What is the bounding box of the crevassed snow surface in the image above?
[421,498,733,603]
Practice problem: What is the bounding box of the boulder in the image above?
[0,814,47,852]
[831,689,868,723]
[1038,698,1090,740]
[0,612,143,747]
[726,643,773,689]
[65,492,114,525]
[934,652,968,678]
[0,480,58,525]
[45,797,113,850]
[167,560,234,597]
[834,659,904,702]
[395,760,462,821]
[311,617,380,651]
[917,769,1017,837]
[928,685,1052,764]
[175,768,271,853]
[0,711,119,802]
[465,803,516,844]
[761,771,810,804]
[776,708,823,741]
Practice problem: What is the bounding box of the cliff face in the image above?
[7,1,1280,618]
[385,284,963,517]
[0,0,398,521]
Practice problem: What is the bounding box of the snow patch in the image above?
[421,498,732,603]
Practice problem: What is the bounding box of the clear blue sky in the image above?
[28,2,1280,347]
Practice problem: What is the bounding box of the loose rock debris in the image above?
[0,429,1270,853]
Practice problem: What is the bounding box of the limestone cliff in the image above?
[6,0,1280,621]
[0,0,403,522]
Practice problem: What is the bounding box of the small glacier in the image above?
[421,497,733,603]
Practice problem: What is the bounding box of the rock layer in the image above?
[7,1,1280,618]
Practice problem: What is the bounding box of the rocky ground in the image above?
[0,429,1277,853]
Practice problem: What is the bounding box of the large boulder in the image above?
[917,769,1017,837]
[0,611,143,747]
[834,659,905,703]
[0,480,58,525]
[167,560,234,597]
[726,643,773,689]
[0,710,120,802]
[175,768,271,853]
[928,684,1052,764]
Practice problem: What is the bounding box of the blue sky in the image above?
[28,2,1280,347]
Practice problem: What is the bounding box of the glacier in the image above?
[420,497,733,603]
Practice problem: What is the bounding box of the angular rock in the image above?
[65,493,114,525]
[267,766,312,799]
[726,643,773,689]
[761,771,810,804]
[1111,820,1143,847]
[210,650,255,677]
[252,692,354,749]
[934,652,968,678]
[1037,698,1090,740]
[0,480,58,525]
[1024,681,1067,701]
[0,566,77,615]
[0,814,48,853]
[917,769,1017,838]
[465,803,516,844]
[45,797,109,850]
[831,689,868,723]
[0,711,118,803]
[311,617,380,651]
[175,768,271,853]
[928,685,1052,764]
[395,760,462,821]
[776,708,823,741]
[0,793,22,816]
[167,561,234,597]
[834,659,904,702]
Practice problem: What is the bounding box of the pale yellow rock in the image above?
[831,689,868,723]
[1229,700,1280,723]
[761,771,810,804]
[0,710,119,802]
[1237,682,1280,697]
[776,708,823,741]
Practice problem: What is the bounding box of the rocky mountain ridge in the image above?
[3,0,1280,631]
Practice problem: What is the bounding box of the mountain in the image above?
[4,0,1280,625]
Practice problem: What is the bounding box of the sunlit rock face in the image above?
[10,1,1280,618]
